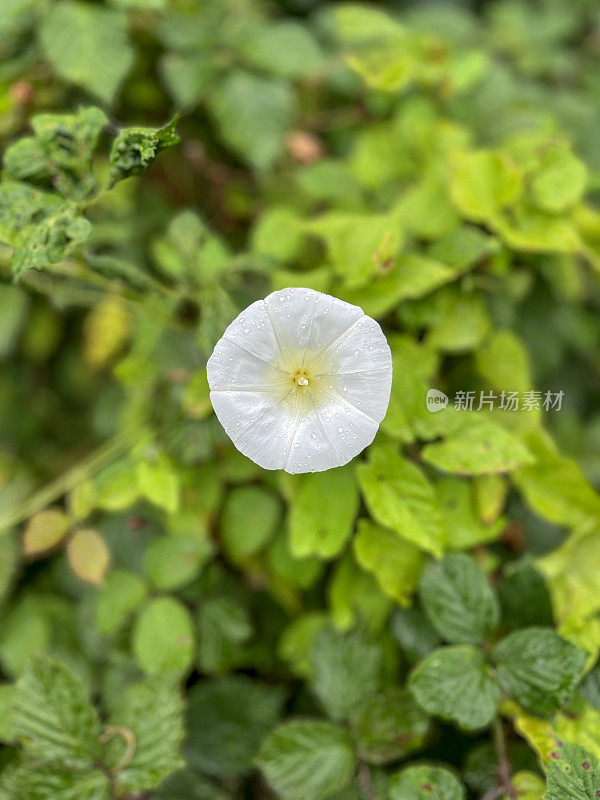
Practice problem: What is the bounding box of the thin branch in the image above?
[493,717,517,800]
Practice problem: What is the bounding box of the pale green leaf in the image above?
[289,465,359,559]
[144,536,212,591]
[357,446,445,557]
[389,764,465,800]
[132,597,195,677]
[353,519,424,605]
[39,1,134,104]
[422,418,534,475]
[208,71,294,170]
[95,569,147,636]
[221,486,281,562]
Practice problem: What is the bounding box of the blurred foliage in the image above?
[1,0,600,798]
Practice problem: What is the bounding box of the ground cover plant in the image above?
[1,0,600,798]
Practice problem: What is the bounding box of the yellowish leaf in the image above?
[23,508,70,555]
[84,295,131,368]
[67,528,111,585]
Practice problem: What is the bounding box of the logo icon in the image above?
[426,389,448,413]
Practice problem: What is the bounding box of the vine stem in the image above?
[357,759,379,800]
[0,429,136,532]
[493,717,517,800]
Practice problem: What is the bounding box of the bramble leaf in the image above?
[256,719,356,800]
[12,656,101,767]
[409,645,499,730]
[493,628,587,714]
[419,553,500,644]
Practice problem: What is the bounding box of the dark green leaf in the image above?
[310,626,382,720]
[409,645,500,730]
[493,627,587,713]
[256,719,356,800]
[109,117,179,183]
[350,688,430,765]
[186,676,284,777]
[419,553,500,644]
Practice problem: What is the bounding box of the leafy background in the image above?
[1,0,600,798]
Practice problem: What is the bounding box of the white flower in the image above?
[207,287,392,474]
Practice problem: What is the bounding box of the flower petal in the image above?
[264,288,363,353]
[209,389,297,471]
[283,399,378,474]
[328,316,392,423]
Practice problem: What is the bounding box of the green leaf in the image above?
[513,771,546,799]
[451,149,523,223]
[0,595,51,677]
[39,1,134,104]
[409,645,500,730]
[428,225,501,272]
[186,676,284,777]
[12,656,100,767]
[308,211,402,288]
[136,455,180,514]
[3,107,107,201]
[144,536,212,591]
[437,477,505,549]
[110,117,179,184]
[95,569,147,636]
[0,183,92,277]
[476,329,533,396]
[422,418,534,475]
[208,70,294,170]
[499,560,553,632]
[328,551,392,633]
[580,665,600,710]
[353,519,424,605]
[157,768,230,800]
[289,465,359,559]
[391,607,441,664]
[256,719,356,800]
[493,628,587,714]
[350,688,430,765]
[221,486,281,562]
[160,52,218,108]
[197,596,252,675]
[0,684,15,742]
[278,612,328,678]
[0,762,110,800]
[531,144,587,213]
[132,597,195,677]
[105,677,184,793]
[544,742,600,800]
[310,626,382,720]
[237,21,323,79]
[513,430,600,527]
[389,764,466,800]
[357,446,445,557]
[419,553,500,644]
